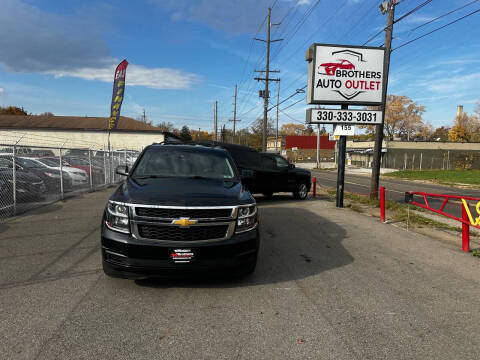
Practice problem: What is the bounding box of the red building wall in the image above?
[285,135,335,150]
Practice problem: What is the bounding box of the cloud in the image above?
[51,63,199,89]
[0,0,112,73]
[152,0,309,34]
[425,57,480,70]
[0,88,4,94]
[0,0,199,89]
[418,72,480,93]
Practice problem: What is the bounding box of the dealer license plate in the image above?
[169,249,195,263]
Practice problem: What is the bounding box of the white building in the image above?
[0,115,178,151]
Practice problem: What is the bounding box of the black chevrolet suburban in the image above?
[101,144,259,279]
[196,141,311,199]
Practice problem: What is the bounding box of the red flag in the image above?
[108,59,128,130]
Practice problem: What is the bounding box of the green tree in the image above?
[179,125,193,142]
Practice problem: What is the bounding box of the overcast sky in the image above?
[0,0,479,132]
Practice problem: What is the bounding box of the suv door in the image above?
[258,154,278,193]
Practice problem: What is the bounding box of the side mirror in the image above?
[115,165,129,176]
[241,169,254,179]
[289,163,295,169]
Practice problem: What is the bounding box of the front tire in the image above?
[293,182,308,200]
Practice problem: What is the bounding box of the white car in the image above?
[24,157,89,186]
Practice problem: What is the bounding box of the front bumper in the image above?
[101,225,260,279]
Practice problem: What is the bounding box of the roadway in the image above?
[1,189,479,359]
[312,169,480,218]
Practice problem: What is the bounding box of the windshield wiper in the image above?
[132,175,168,179]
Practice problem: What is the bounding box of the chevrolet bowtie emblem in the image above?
[172,218,197,227]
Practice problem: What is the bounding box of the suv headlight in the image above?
[236,204,257,234]
[44,172,60,178]
[105,201,130,233]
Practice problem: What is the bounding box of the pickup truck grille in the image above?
[138,224,229,241]
[135,207,233,219]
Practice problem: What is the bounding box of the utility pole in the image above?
[275,80,280,153]
[370,0,396,200]
[213,101,218,141]
[229,84,240,143]
[254,7,282,152]
[142,108,146,123]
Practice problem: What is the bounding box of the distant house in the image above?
[0,115,178,151]
[267,135,336,162]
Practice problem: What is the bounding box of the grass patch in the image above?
[384,169,480,186]
[328,188,464,233]
[392,211,461,232]
[473,249,480,258]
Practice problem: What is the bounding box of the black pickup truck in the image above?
[196,142,311,199]
[101,143,259,279]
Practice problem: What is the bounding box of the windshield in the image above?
[132,147,236,180]
[17,158,46,168]
[37,158,59,167]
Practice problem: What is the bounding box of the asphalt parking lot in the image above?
[1,188,479,359]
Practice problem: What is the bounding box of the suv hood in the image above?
[111,176,254,207]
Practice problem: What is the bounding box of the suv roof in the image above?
[148,143,229,155]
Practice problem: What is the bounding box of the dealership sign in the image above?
[307,44,385,105]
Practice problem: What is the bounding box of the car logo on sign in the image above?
[172,218,197,227]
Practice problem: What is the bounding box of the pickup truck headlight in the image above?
[236,204,257,234]
[105,201,130,233]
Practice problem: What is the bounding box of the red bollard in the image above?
[462,205,470,252]
[312,177,316,198]
[380,186,385,223]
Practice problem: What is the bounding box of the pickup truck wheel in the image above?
[293,182,308,200]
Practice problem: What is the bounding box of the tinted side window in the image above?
[228,148,261,169]
[261,156,276,170]
[0,158,12,168]
[275,156,289,169]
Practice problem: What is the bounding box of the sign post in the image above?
[336,104,348,208]
[306,43,385,207]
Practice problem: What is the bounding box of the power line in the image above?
[362,28,385,46]
[238,15,267,88]
[394,0,433,24]
[407,0,479,33]
[268,85,306,112]
[274,0,349,64]
[337,0,379,42]
[279,109,305,124]
[393,7,480,51]
[270,0,323,61]
[279,97,304,112]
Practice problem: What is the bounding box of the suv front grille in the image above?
[138,224,229,241]
[135,207,232,219]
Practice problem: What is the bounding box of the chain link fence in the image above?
[382,149,480,171]
[0,133,139,221]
